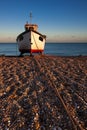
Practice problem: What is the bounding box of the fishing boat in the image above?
[16,13,46,56]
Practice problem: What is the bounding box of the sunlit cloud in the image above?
[0,36,16,43]
[47,34,87,43]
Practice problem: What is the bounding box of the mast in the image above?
[25,12,38,31]
[30,12,32,24]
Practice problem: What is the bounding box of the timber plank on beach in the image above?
[0,55,87,130]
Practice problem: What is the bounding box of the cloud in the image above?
[0,36,16,43]
[71,35,76,38]
[47,34,87,43]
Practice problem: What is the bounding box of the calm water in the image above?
[0,43,87,56]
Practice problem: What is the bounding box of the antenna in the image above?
[30,12,32,24]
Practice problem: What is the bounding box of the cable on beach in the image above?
[0,55,87,129]
[33,55,86,130]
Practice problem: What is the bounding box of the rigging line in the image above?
[34,57,77,129]
[32,33,40,50]
[35,56,85,130]
[16,42,18,56]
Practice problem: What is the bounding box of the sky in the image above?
[0,0,87,43]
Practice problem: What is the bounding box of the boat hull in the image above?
[17,30,46,54]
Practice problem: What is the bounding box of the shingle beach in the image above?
[0,55,87,130]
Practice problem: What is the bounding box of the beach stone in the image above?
[0,55,87,129]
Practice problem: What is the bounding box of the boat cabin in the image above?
[25,23,38,31]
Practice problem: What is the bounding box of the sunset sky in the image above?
[0,0,87,43]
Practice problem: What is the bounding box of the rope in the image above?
[16,42,18,56]
[32,33,40,51]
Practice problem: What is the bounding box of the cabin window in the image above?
[29,27,34,30]
[19,35,23,41]
[39,36,43,41]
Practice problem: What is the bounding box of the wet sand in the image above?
[0,55,87,130]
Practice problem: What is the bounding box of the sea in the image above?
[0,43,87,56]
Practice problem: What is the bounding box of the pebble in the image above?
[0,56,87,129]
